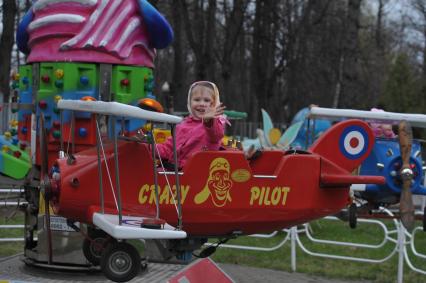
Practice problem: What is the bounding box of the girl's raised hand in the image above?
[203,103,226,124]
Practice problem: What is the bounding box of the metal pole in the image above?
[111,117,122,225]
[150,123,160,218]
[120,118,125,135]
[71,111,75,155]
[422,175,426,211]
[31,63,40,164]
[305,118,311,149]
[95,115,104,213]
[397,222,405,283]
[172,125,182,229]
[171,125,182,229]
[291,226,297,272]
[311,119,316,145]
[59,109,64,158]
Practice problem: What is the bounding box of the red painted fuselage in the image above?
[51,120,384,236]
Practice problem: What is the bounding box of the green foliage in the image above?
[381,53,423,113]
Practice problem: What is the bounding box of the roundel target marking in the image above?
[339,125,369,160]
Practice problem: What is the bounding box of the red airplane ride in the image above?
[43,100,384,282]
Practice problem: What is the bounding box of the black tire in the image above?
[349,203,357,229]
[101,242,141,282]
[82,230,110,266]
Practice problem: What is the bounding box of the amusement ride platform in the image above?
[0,253,233,282]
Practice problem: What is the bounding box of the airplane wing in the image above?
[93,212,186,240]
[57,99,182,124]
[309,107,426,128]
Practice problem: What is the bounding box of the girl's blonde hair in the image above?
[187,81,220,116]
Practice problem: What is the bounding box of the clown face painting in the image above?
[194,158,233,207]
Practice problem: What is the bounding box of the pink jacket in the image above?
[156,116,225,169]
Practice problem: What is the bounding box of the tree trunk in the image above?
[204,0,216,80]
[220,0,246,107]
[0,0,17,103]
[179,0,216,81]
[339,0,361,108]
[171,0,185,112]
[250,1,277,122]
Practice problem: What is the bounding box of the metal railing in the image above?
[214,207,426,283]
[0,188,26,242]
[0,188,27,207]
[0,224,25,242]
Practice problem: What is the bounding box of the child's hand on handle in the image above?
[203,103,226,126]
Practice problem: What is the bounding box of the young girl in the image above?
[370,108,396,138]
[155,81,227,169]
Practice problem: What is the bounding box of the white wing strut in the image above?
[57,99,182,124]
[93,213,187,240]
[310,107,426,128]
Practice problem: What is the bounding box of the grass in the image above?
[1,210,426,282]
[0,208,24,258]
[211,218,426,283]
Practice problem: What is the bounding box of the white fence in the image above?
[1,205,426,282]
[213,207,426,283]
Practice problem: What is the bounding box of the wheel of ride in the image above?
[349,203,357,229]
[82,229,111,266]
[100,242,141,282]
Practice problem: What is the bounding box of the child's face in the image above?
[372,124,394,138]
[190,86,214,119]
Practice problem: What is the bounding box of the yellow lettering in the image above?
[259,186,265,205]
[271,187,281,205]
[149,185,157,204]
[264,187,271,205]
[281,187,290,205]
[138,184,149,204]
[249,186,291,206]
[160,186,170,204]
[181,186,189,204]
[139,184,191,206]
[167,185,190,205]
[250,187,260,205]
[169,186,177,205]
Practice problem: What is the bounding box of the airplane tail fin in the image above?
[309,119,374,173]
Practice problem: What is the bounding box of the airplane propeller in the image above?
[39,114,53,264]
[398,120,415,231]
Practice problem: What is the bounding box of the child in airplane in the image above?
[155,81,227,169]
[370,108,396,138]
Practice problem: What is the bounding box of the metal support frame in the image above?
[70,111,75,155]
[59,110,64,156]
[56,101,185,238]
[171,125,183,229]
[95,115,104,214]
[30,63,40,164]
[111,116,122,225]
[290,226,297,271]
[150,123,160,219]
